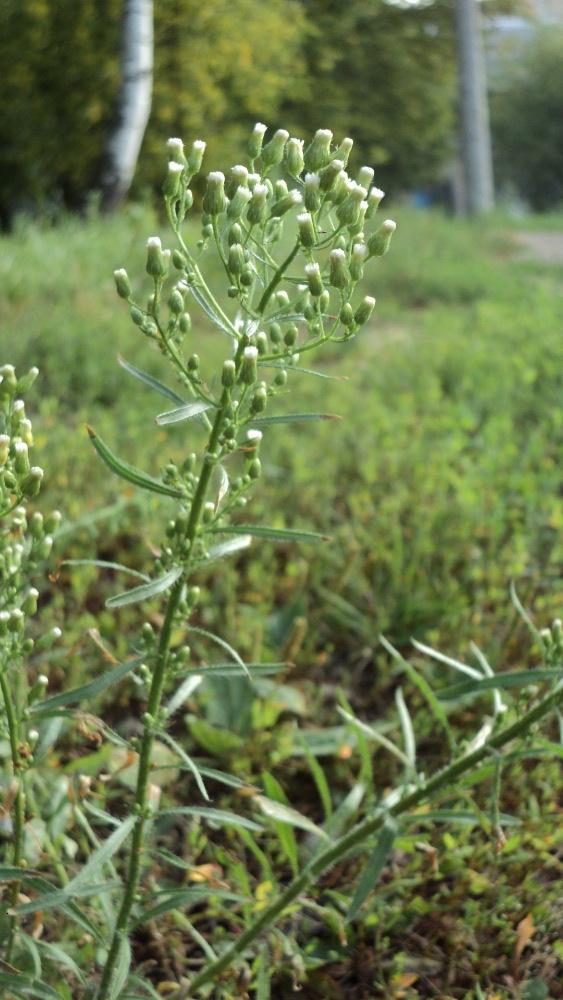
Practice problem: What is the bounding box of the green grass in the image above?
[2,205,563,998]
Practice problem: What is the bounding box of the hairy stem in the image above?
[187,681,563,994]
[0,671,25,963]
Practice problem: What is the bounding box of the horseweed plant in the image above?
[1,126,563,1000]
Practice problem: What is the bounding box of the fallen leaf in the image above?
[515,912,535,971]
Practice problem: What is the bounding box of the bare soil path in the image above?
[513,230,563,264]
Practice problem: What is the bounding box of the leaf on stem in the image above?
[255,795,328,840]
[62,559,150,582]
[30,657,143,716]
[346,818,397,922]
[118,355,186,406]
[250,412,341,426]
[87,427,184,499]
[210,525,330,544]
[106,566,183,608]
[156,400,214,426]
[158,805,263,831]
[205,535,252,563]
[260,361,349,381]
[437,669,563,702]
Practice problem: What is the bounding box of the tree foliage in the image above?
[0,0,459,220]
[491,27,563,210]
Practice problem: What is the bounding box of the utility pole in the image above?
[454,0,495,214]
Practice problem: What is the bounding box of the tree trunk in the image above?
[100,0,153,212]
[454,0,495,215]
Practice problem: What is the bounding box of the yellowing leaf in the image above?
[515,912,535,965]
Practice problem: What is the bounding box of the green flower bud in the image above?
[367,219,396,258]
[340,302,355,327]
[21,466,43,497]
[248,457,262,480]
[163,160,184,199]
[334,137,353,166]
[176,311,190,334]
[247,184,269,225]
[365,186,385,219]
[202,502,215,523]
[256,331,269,355]
[305,262,323,297]
[36,626,62,651]
[3,470,17,490]
[297,211,315,248]
[168,288,184,315]
[240,267,254,288]
[357,166,375,189]
[16,367,39,394]
[330,170,350,205]
[38,534,53,559]
[319,159,344,193]
[304,129,333,172]
[249,122,268,160]
[9,609,24,632]
[228,223,243,246]
[284,325,298,347]
[0,365,17,398]
[275,290,289,308]
[304,173,321,212]
[247,172,262,191]
[269,323,282,345]
[225,164,249,199]
[173,249,187,270]
[0,435,9,466]
[22,588,39,615]
[285,137,305,178]
[187,354,199,372]
[275,179,288,199]
[146,236,167,277]
[260,128,289,168]
[270,189,302,218]
[227,184,253,219]
[274,369,288,387]
[222,359,236,387]
[240,346,259,385]
[30,511,44,537]
[203,171,226,216]
[18,419,33,447]
[350,242,367,281]
[113,269,131,302]
[319,289,330,312]
[354,295,376,326]
[228,243,245,276]
[0,611,10,635]
[251,386,267,413]
[186,139,206,175]
[329,249,350,289]
[14,441,30,476]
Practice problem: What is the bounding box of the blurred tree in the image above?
[284,0,457,194]
[491,27,563,210]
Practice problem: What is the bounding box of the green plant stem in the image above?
[96,346,244,1000]
[0,671,25,963]
[186,681,563,994]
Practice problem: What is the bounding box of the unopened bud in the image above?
[297,212,315,248]
[247,184,269,225]
[22,588,39,616]
[14,442,30,475]
[350,242,367,281]
[21,466,43,497]
[340,302,355,327]
[305,262,323,297]
[357,166,375,189]
[203,171,226,217]
[0,365,17,398]
[186,139,206,175]
[168,288,185,315]
[320,159,344,193]
[367,219,396,258]
[114,268,132,300]
[16,368,39,394]
[0,435,10,466]
[227,185,253,220]
[304,129,333,172]
[365,186,385,218]
[240,346,259,385]
[335,137,353,166]
[285,137,305,178]
[270,189,302,218]
[248,457,262,480]
[163,160,184,199]
[329,248,350,289]
[354,295,376,326]
[284,325,298,347]
[146,236,167,277]
[179,312,192,334]
[249,122,268,160]
[225,164,249,199]
[228,243,245,276]
[255,331,269,355]
[222,359,236,388]
[36,626,62,651]
[173,249,187,270]
[304,173,321,212]
[260,128,289,168]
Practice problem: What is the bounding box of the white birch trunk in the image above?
[454,0,495,215]
[101,0,153,210]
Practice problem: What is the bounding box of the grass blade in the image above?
[106,566,183,608]
[87,426,184,498]
[380,635,455,751]
[346,818,397,922]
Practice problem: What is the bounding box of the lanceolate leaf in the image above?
[438,669,563,701]
[87,427,184,499]
[118,355,186,406]
[211,524,330,544]
[14,880,121,915]
[177,662,287,679]
[158,806,263,831]
[106,566,183,608]
[30,657,143,716]
[346,818,397,922]
[260,361,348,381]
[156,400,214,426]
[129,887,247,929]
[0,973,62,1000]
[62,559,150,582]
[205,535,252,562]
[250,412,341,426]
[255,795,328,840]
[108,933,131,1000]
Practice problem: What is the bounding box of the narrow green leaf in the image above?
[32,937,86,985]
[250,412,341,426]
[0,865,41,882]
[164,675,203,718]
[62,559,150,582]
[106,566,183,608]
[324,783,365,840]
[0,973,62,1000]
[260,773,299,876]
[346,818,397,922]
[412,638,482,679]
[438,669,563,701]
[338,707,413,769]
[187,625,246,668]
[188,283,234,338]
[205,534,252,562]
[66,815,135,892]
[158,805,263,831]
[260,361,348,381]
[405,809,521,827]
[108,932,131,1000]
[211,524,330,543]
[156,400,213,426]
[395,688,416,767]
[31,658,142,715]
[118,355,185,405]
[255,795,328,840]
[255,948,271,1000]
[87,426,184,498]
[510,580,542,642]
[380,636,455,751]
[196,765,259,792]
[159,730,209,801]
[177,662,287,679]
[14,880,121,915]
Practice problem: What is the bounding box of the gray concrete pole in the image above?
[454,0,495,214]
